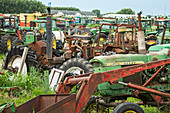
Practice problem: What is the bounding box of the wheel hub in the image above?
[65,67,84,75]
[7,38,11,50]
[8,56,28,77]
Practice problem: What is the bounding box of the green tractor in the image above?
[155,19,170,44]
[145,18,170,48]
[91,19,116,43]
[14,17,65,49]
[0,16,20,53]
[86,44,170,112]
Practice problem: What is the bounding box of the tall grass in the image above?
[0,70,54,106]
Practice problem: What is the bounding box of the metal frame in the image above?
[14,59,170,113]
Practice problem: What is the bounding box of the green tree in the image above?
[92,9,100,17]
[0,0,46,14]
[116,8,135,14]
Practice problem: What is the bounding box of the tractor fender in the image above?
[52,30,64,43]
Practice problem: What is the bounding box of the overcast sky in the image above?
[39,0,170,15]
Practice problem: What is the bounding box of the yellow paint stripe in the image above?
[105,61,144,66]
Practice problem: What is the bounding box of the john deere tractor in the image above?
[13,17,65,49]
[85,44,170,112]
[0,16,20,53]
[91,19,116,43]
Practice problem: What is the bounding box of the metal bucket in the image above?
[15,94,76,113]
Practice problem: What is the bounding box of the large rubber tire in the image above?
[0,38,3,53]
[12,38,24,47]
[94,33,107,43]
[0,35,12,53]
[112,102,144,113]
[59,58,93,79]
[145,37,157,50]
[81,28,93,36]
[3,45,39,76]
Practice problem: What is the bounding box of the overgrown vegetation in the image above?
[0,70,54,106]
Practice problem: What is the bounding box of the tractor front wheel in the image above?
[94,33,107,43]
[112,102,144,113]
[3,46,39,76]
[12,38,24,47]
[59,58,93,80]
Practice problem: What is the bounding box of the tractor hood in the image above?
[158,31,170,39]
[90,51,170,68]
[148,44,170,52]
[90,54,149,67]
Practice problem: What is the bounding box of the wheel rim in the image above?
[125,110,136,113]
[7,38,12,50]
[39,28,45,34]
[82,32,88,35]
[8,55,28,76]
[53,37,56,49]
[65,67,85,75]
[99,37,106,42]
[146,40,156,45]
[86,103,105,113]
[17,42,23,45]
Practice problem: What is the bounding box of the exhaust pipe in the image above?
[46,7,53,58]
[137,11,146,54]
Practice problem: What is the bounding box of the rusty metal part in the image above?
[150,94,163,107]
[97,99,121,107]
[0,71,4,75]
[124,83,170,98]
[27,41,47,55]
[65,50,72,59]
[138,11,143,31]
[0,86,20,92]
[40,57,65,67]
[15,94,76,113]
[161,25,166,44]
[143,64,165,86]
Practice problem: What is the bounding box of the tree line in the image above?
[0,0,80,14]
[0,0,46,13]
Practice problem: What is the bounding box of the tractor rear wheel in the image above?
[59,58,93,80]
[81,28,93,36]
[112,102,144,113]
[94,33,107,43]
[3,45,39,76]
[0,35,12,53]
[12,38,24,47]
